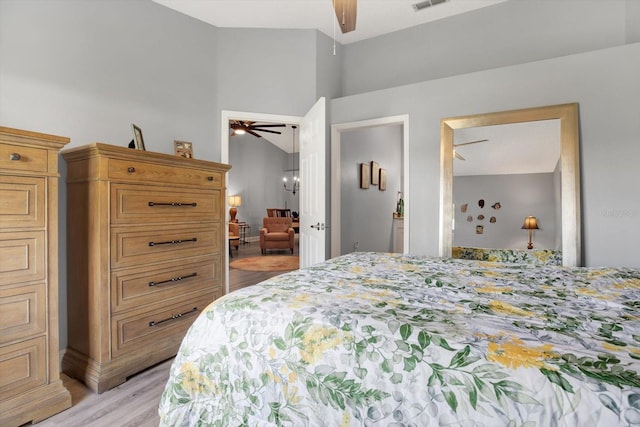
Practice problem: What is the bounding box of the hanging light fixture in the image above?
[283,125,299,195]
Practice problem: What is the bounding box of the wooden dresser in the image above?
[61,143,230,393]
[0,127,71,426]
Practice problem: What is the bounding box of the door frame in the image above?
[221,110,302,294]
[330,115,410,257]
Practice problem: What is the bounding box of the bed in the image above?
[159,252,640,426]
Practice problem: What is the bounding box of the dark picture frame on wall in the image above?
[360,163,370,189]
[131,124,146,150]
[370,161,380,185]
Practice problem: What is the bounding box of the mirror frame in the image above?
[439,103,581,266]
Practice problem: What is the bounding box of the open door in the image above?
[299,97,326,268]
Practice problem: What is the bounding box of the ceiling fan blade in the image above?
[250,124,286,128]
[247,130,262,138]
[454,139,489,147]
[333,0,357,33]
[252,128,282,135]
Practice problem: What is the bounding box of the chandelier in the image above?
[283,125,300,195]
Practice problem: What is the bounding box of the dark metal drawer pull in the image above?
[148,237,197,247]
[148,201,198,207]
[207,176,214,181]
[127,167,136,173]
[10,153,21,161]
[149,272,198,287]
[148,307,198,327]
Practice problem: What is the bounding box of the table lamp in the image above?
[521,216,539,249]
[228,195,241,223]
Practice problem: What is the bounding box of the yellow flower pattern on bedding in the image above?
[159,252,640,426]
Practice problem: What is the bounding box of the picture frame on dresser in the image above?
[131,123,146,150]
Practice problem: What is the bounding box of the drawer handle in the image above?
[127,167,136,173]
[148,202,198,207]
[148,237,197,247]
[148,307,198,327]
[207,176,214,181]
[149,272,198,287]
[10,153,21,161]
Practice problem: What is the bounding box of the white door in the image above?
[299,97,326,268]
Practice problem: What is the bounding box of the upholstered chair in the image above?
[260,217,295,254]
[229,222,240,251]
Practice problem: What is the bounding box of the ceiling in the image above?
[152,0,509,45]
[453,120,561,176]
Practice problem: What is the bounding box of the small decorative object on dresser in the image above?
[131,123,145,150]
[61,143,230,393]
[174,140,193,158]
[0,127,71,426]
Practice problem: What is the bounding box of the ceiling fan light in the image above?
[234,128,246,135]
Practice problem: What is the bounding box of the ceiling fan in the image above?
[453,139,488,160]
[333,0,357,33]
[229,120,286,138]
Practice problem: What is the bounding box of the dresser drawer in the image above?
[111,183,220,224]
[0,144,48,173]
[0,176,45,229]
[0,336,46,400]
[108,158,223,188]
[0,232,45,287]
[111,256,221,313]
[0,283,46,345]
[111,292,219,359]
[111,224,220,269]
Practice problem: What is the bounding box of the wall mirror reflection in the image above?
[440,103,582,266]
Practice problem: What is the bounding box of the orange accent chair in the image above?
[260,217,295,255]
[229,222,240,252]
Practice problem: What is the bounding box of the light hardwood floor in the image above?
[34,240,298,426]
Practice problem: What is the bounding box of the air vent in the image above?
[413,0,447,11]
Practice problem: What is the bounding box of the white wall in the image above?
[331,42,640,267]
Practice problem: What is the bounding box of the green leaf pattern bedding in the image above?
[159,252,640,426]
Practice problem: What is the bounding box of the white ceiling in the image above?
[453,120,561,176]
[152,0,509,45]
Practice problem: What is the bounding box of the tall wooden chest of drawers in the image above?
[0,127,71,426]
[61,143,230,393]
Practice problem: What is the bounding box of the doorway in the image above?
[330,115,410,257]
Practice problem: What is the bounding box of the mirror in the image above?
[439,103,581,266]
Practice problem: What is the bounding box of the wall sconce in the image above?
[521,216,539,249]
[228,195,242,223]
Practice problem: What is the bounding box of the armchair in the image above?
[229,222,240,252]
[260,217,295,255]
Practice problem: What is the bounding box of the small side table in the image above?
[229,236,240,257]
[238,222,251,245]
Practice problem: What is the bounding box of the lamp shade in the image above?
[521,216,539,230]
[228,195,242,207]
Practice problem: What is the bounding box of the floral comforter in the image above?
[159,252,640,426]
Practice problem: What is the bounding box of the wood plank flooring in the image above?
[33,240,298,426]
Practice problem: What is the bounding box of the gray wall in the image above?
[331,42,640,268]
[228,135,299,236]
[340,125,402,254]
[453,173,557,250]
[341,0,640,96]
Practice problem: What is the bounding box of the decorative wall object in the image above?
[379,168,387,191]
[478,199,485,208]
[360,163,370,189]
[370,161,380,185]
[492,202,501,210]
[174,140,193,158]
[490,216,497,223]
[476,225,484,234]
[461,203,468,213]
